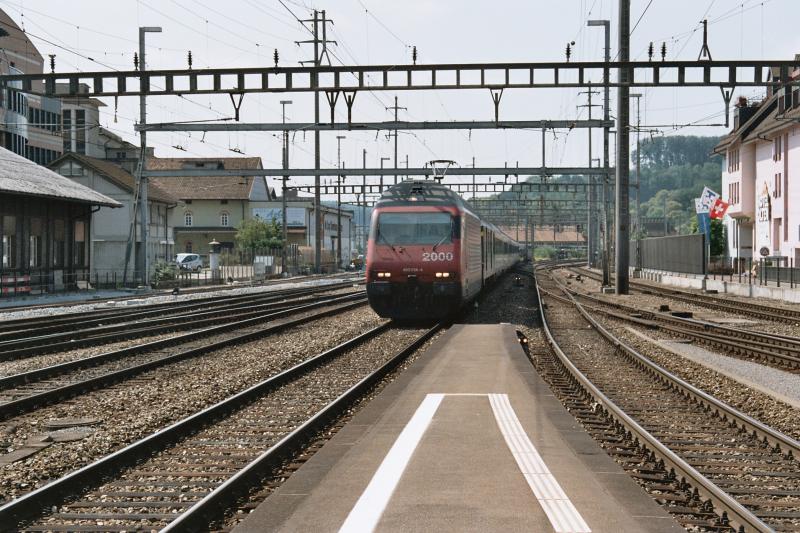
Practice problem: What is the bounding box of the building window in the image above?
[2,215,16,269]
[220,211,229,227]
[774,136,783,161]
[73,220,87,267]
[221,199,228,204]
[184,211,193,227]
[53,219,65,267]
[185,241,193,253]
[62,109,72,153]
[774,173,782,198]
[727,148,740,172]
[29,217,43,268]
[115,151,127,159]
[76,110,86,154]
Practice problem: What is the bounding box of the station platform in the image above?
[234,324,683,533]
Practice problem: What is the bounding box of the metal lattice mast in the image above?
[386,96,406,185]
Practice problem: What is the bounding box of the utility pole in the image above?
[362,148,367,255]
[280,100,292,276]
[631,92,642,271]
[472,156,476,199]
[588,18,611,288]
[298,10,335,273]
[336,135,346,270]
[136,26,161,287]
[386,96,406,185]
[615,0,631,294]
[578,84,601,268]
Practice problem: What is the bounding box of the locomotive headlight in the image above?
[377,272,391,278]
[435,272,451,278]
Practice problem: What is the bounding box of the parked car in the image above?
[175,253,203,272]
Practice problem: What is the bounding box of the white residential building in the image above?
[714,69,800,268]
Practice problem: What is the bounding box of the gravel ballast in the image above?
[0,306,382,503]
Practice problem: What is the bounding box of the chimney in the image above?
[733,97,758,131]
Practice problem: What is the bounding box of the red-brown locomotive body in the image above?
[366,180,521,320]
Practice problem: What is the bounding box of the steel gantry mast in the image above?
[615,0,631,294]
[298,10,336,273]
[386,96,406,185]
[578,83,602,269]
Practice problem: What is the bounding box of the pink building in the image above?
[714,68,800,268]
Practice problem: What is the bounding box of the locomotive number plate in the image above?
[422,252,453,261]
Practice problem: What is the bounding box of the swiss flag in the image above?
[710,197,729,219]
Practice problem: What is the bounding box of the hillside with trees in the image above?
[486,135,723,237]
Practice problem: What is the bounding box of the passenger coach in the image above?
[366,180,521,320]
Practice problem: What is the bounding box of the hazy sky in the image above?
[3,0,799,201]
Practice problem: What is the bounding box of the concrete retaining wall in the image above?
[633,268,800,304]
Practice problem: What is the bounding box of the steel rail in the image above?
[0,322,441,530]
[0,291,365,390]
[163,322,442,532]
[533,270,789,533]
[0,287,364,357]
[0,296,367,420]
[538,272,800,456]
[0,279,363,339]
[542,282,800,371]
[573,267,800,323]
[0,273,362,318]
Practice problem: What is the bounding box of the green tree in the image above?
[234,217,284,251]
[689,217,725,256]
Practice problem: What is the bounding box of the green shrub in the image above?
[152,261,178,286]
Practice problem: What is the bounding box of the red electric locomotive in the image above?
[366,180,521,320]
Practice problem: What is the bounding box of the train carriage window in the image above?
[377,212,458,245]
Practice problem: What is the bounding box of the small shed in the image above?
[0,146,120,295]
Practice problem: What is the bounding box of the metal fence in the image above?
[0,243,355,297]
[707,256,800,288]
[632,233,706,275]
[0,268,91,296]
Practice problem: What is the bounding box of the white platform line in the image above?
[489,393,591,533]
[338,393,444,533]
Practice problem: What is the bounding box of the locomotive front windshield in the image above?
[376,212,458,245]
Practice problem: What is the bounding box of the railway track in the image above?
[0,323,442,532]
[541,275,800,373]
[0,273,362,318]
[0,281,363,358]
[0,293,367,420]
[571,266,800,324]
[534,268,800,532]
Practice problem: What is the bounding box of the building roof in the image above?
[148,157,264,200]
[714,67,800,153]
[50,153,177,204]
[713,95,777,154]
[0,146,120,207]
[98,127,138,150]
